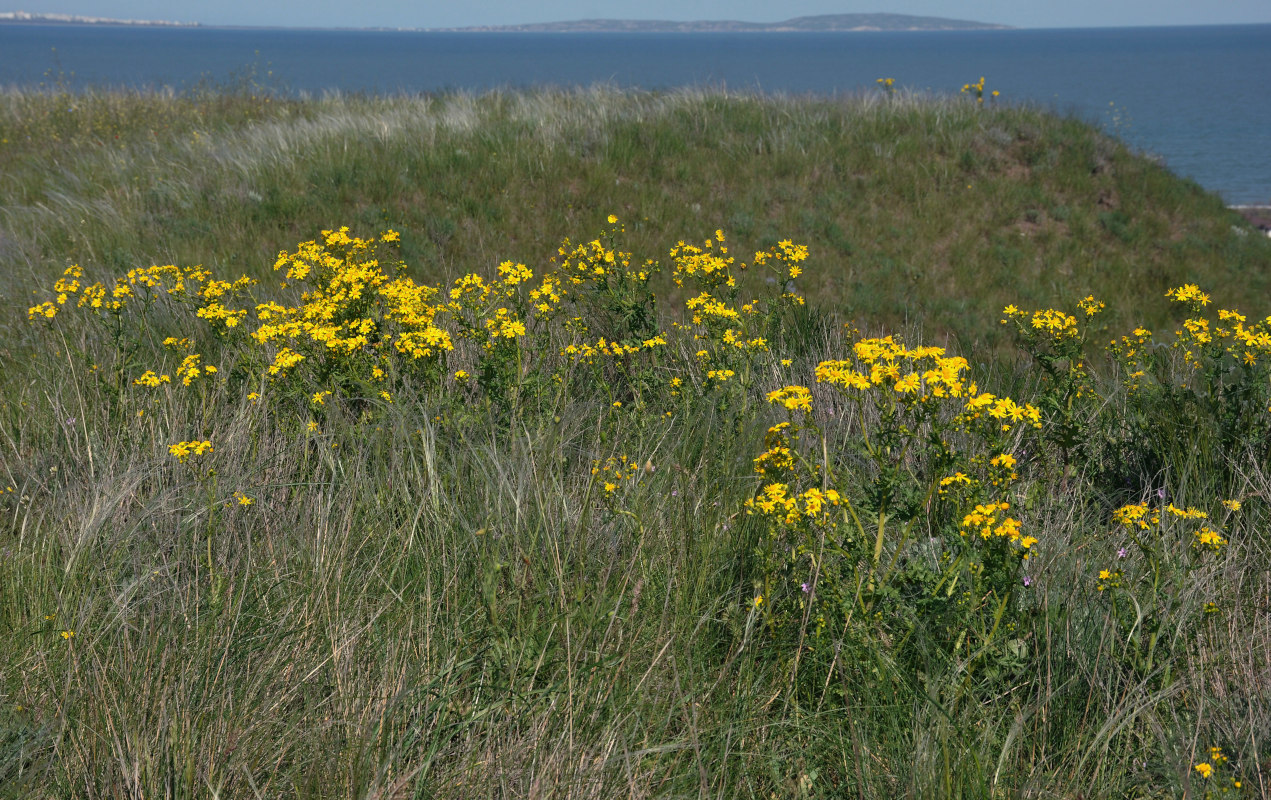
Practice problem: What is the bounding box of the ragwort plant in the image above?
[745,334,1043,707]
[1106,284,1271,494]
[1093,496,1239,684]
[1000,294,1104,477]
[20,215,1270,796]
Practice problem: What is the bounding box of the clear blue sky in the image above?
[10,1,1271,29]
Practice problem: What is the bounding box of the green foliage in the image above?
[1,87,1269,798]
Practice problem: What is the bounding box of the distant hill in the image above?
[0,10,197,26]
[432,13,1010,33]
[0,10,1006,33]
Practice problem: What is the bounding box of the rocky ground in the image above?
[1234,205,1271,234]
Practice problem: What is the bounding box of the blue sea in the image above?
[1,23,1268,204]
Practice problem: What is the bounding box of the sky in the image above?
[9,1,1271,30]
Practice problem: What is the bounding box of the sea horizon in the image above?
[1,22,1267,203]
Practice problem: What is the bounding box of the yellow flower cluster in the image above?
[1193,746,1230,781]
[256,228,454,375]
[555,228,644,288]
[1108,326,1153,392]
[1112,502,1159,529]
[593,455,638,495]
[1165,503,1208,520]
[168,440,213,463]
[1164,285,1271,369]
[1077,295,1105,318]
[1096,568,1124,592]
[670,231,736,290]
[813,336,1040,429]
[1008,306,1079,339]
[561,336,646,365]
[1167,283,1211,309]
[960,76,998,102]
[816,336,980,400]
[751,239,809,281]
[195,276,255,330]
[766,385,812,412]
[28,263,239,321]
[176,354,217,386]
[484,308,527,340]
[719,328,768,352]
[959,501,1035,550]
[744,483,842,525]
[753,423,797,476]
[1108,497,1231,584]
[686,292,741,324]
[133,371,171,388]
[1193,527,1228,551]
[938,472,974,495]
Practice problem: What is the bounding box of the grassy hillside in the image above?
[1,86,1267,354]
[1,87,1269,798]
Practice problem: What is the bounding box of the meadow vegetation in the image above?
[1,84,1269,798]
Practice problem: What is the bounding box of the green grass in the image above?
[2,86,1267,353]
[1,86,1269,798]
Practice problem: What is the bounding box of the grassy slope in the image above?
[1,88,1269,798]
[1,87,1267,353]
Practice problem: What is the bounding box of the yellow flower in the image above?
[1167,284,1211,307]
[894,373,921,394]
[1193,527,1227,551]
[168,440,213,464]
[766,385,813,411]
[28,302,59,320]
[1194,762,1212,779]
[61,630,75,640]
[306,421,319,433]
[176,354,212,386]
[133,371,171,388]
[607,214,618,224]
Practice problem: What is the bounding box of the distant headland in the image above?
[0,10,198,26]
[430,14,1011,33]
[0,11,1009,33]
